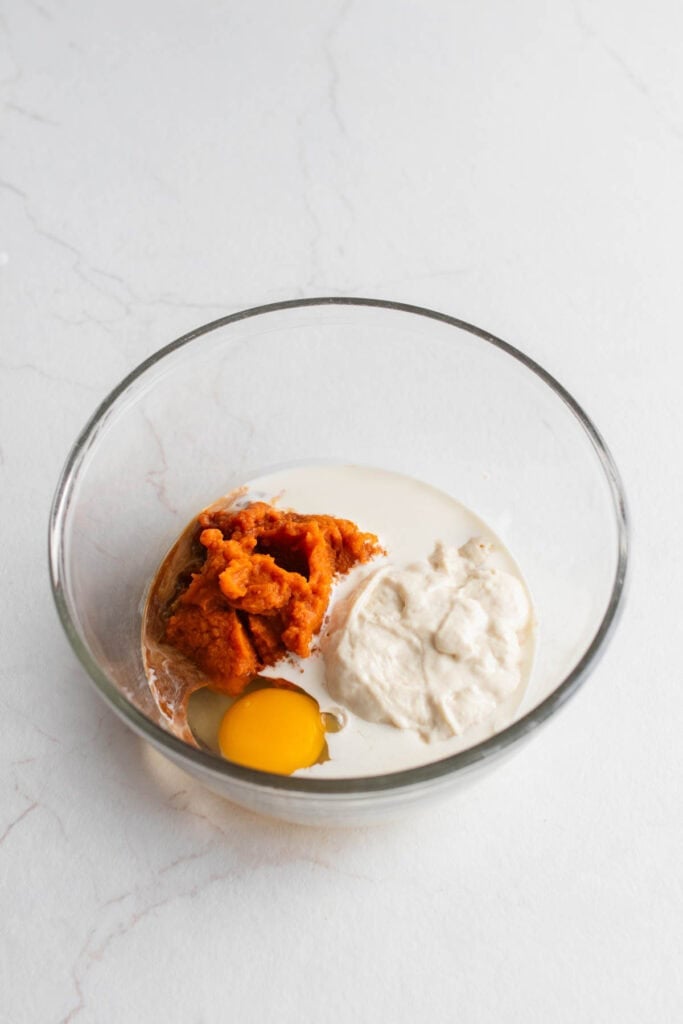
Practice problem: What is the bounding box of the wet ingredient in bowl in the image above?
[143,496,382,740]
[323,538,532,741]
[143,464,536,777]
[218,687,326,774]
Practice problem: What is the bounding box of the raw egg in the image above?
[218,687,326,775]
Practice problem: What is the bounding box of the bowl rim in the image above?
[49,296,629,796]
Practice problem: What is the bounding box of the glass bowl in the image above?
[49,298,628,826]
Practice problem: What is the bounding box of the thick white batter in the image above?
[324,538,532,741]
[189,463,536,777]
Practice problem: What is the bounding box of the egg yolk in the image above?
[218,688,326,775]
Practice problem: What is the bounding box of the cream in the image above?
[323,538,532,741]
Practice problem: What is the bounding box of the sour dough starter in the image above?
[211,463,536,778]
[323,538,531,741]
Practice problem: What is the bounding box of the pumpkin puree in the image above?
[163,501,382,698]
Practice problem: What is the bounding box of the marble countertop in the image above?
[2,1,681,1021]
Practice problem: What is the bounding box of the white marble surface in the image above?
[1,0,681,1020]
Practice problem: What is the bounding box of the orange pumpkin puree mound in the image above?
[163,501,382,700]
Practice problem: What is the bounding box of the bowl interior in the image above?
[51,299,626,786]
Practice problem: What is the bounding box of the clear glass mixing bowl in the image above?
[49,298,628,825]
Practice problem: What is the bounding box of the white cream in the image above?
[323,538,531,741]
